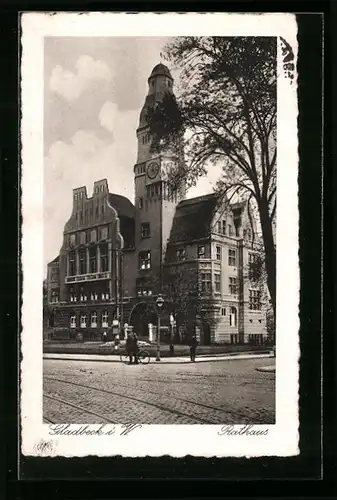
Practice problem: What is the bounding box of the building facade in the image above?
[46,63,268,344]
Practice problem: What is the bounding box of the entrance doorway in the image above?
[128,302,157,338]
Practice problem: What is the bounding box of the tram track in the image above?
[44,393,118,423]
[44,375,268,424]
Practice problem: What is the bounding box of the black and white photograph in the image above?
[21,12,299,458]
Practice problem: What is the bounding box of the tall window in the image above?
[69,287,77,302]
[229,307,237,326]
[51,291,59,303]
[228,224,233,236]
[229,277,237,295]
[100,226,108,240]
[90,229,97,243]
[247,228,252,240]
[69,234,76,247]
[221,307,226,316]
[138,197,144,209]
[216,245,222,260]
[91,312,97,328]
[80,287,87,302]
[79,249,86,274]
[100,244,108,272]
[198,245,205,259]
[176,247,186,261]
[200,272,212,293]
[249,289,262,310]
[102,311,108,328]
[69,251,76,276]
[141,222,150,239]
[89,247,97,273]
[139,251,151,270]
[80,231,86,246]
[217,221,221,233]
[214,273,221,292]
[70,315,76,328]
[222,220,226,235]
[80,314,87,328]
[248,252,261,281]
[91,291,98,301]
[228,249,236,266]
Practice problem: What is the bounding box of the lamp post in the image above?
[156,294,164,361]
[169,313,175,356]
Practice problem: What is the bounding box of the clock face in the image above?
[147,161,160,180]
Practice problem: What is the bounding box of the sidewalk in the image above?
[44,352,274,364]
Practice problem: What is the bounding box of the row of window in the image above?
[136,164,146,175]
[171,246,237,266]
[69,291,110,302]
[144,183,179,202]
[74,203,106,225]
[200,273,237,294]
[68,244,109,276]
[137,287,152,297]
[141,133,151,144]
[70,311,109,328]
[74,185,106,201]
[214,220,253,240]
[68,227,108,247]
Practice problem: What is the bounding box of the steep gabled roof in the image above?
[108,193,135,219]
[48,256,59,265]
[168,193,219,243]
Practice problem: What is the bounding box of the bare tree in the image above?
[147,37,277,316]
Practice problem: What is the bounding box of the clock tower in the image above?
[134,63,186,296]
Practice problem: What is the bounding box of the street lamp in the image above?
[156,294,164,361]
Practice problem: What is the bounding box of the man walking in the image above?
[189,335,198,363]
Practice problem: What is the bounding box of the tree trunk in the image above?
[259,200,276,319]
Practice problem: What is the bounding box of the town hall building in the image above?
[45,63,268,345]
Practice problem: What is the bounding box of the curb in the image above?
[255,366,276,373]
[43,353,273,364]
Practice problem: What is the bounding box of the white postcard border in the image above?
[20,12,299,458]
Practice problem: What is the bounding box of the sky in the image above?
[44,37,221,272]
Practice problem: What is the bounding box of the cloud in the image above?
[43,109,138,273]
[98,101,118,134]
[49,55,113,102]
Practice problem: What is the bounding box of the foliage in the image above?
[162,263,220,330]
[147,36,277,315]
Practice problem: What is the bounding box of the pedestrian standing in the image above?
[189,335,198,362]
[132,332,139,365]
[126,332,134,365]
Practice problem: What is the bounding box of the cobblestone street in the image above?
[43,358,275,425]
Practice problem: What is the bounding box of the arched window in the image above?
[229,307,237,327]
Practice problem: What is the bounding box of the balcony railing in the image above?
[65,271,111,284]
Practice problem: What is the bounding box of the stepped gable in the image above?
[168,193,219,243]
